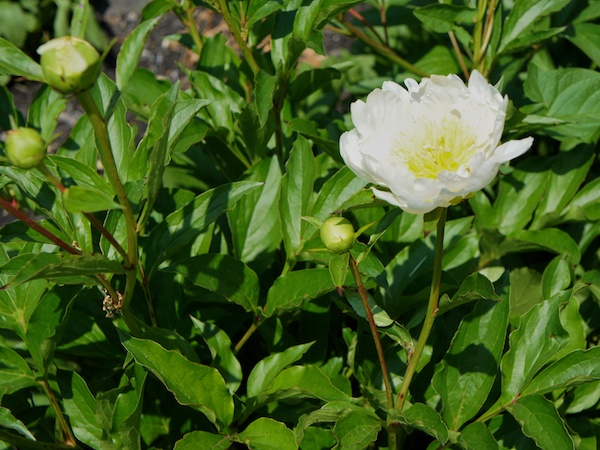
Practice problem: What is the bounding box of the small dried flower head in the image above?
[340,70,534,214]
[5,127,46,169]
[321,217,356,253]
[37,36,101,94]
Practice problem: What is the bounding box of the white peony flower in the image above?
[339,70,533,214]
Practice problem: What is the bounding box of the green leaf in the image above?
[0,166,74,238]
[265,365,351,402]
[310,166,368,223]
[227,157,282,272]
[0,406,35,440]
[531,145,595,229]
[253,70,277,127]
[63,185,123,213]
[247,342,314,398]
[264,268,335,317]
[510,228,581,264]
[413,4,477,33]
[0,345,37,394]
[392,403,448,445]
[498,0,571,54]
[236,418,297,450]
[144,181,263,275]
[119,332,234,429]
[112,364,147,450]
[116,17,160,90]
[280,135,316,257]
[245,0,283,27]
[28,84,67,143]
[0,37,44,81]
[191,318,242,394]
[134,82,179,227]
[332,410,381,450]
[522,347,600,396]
[438,273,502,314]
[458,422,500,450]
[345,290,393,328]
[329,253,349,290]
[433,298,509,430]
[493,157,551,235]
[568,22,600,67]
[507,395,574,450]
[499,290,570,404]
[0,253,125,289]
[50,155,114,194]
[25,285,81,373]
[508,267,543,321]
[541,256,571,299]
[174,431,231,450]
[165,254,260,314]
[58,370,115,449]
[523,64,600,143]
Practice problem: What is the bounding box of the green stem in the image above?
[217,0,260,75]
[348,254,397,449]
[233,318,263,355]
[40,379,77,447]
[340,18,429,78]
[75,89,140,327]
[471,0,488,72]
[0,429,79,450]
[396,208,447,411]
[183,0,204,55]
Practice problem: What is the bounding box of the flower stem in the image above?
[233,317,263,355]
[40,378,77,447]
[340,18,429,78]
[180,0,203,56]
[75,89,140,327]
[217,0,260,76]
[396,208,447,411]
[348,254,397,449]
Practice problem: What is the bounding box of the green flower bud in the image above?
[37,36,101,94]
[320,217,356,253]
[5,127,46,169]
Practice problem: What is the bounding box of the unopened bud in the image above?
[37,36,101,94]
[5,127,46,169]
[320,217,355,253]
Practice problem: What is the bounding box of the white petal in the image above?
[492,137,534,163]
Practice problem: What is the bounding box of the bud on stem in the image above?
[320,217,356,253]
[5,127,46,169]
[37,36,101,94]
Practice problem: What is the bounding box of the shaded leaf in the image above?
[522,347,600,396]
[507,395,574,450]
[433,298,509,430]
[165,254,260,314]
[144,181,262,275]
[236,418,297,450]
[174,431,231,450]
[0,253,125,289]
[119,332,234,429]
[264,269,334,317]
[191,318,242,394]
[247,342,314,398]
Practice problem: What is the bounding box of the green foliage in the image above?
[0,0,598,449]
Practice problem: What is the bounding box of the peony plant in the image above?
[0,0,598,449]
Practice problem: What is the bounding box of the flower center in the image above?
[394,114,478,179]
